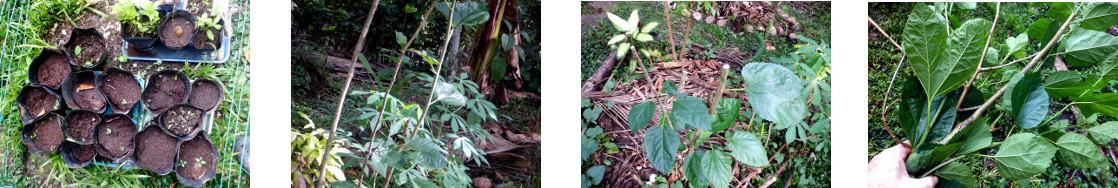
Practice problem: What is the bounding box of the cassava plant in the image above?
[874,2,1118,186]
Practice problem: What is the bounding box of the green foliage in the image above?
[994,133,1057,180]
[670,94,710,130]
[111,0,160,35]
[643,125,679,174]
[435,1,490,27]
[740,63,806,131]
[195,5,223,40]
[604,10,660,61]
[628,101,655,133]
[1080,2,1118,31]
[292,112,350,184]
[1007,72,1048,129]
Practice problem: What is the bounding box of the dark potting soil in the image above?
[163,106,202,137]
[65,111,99,143]
[192,27,220,49]
[189,81,221,110]
[177,137,214,180]
[37,54,69,88]
[22,87,58,120]
[143,73,187,114]
[73,76,106,110]
[102,71,141,111]
[160,17,195,48]
[97,116,136,158]
[72,143,96,161]
[136,127,178,171]
[72,34,104,66]
[31,115,63,152]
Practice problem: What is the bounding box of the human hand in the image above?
[868,141,937,188]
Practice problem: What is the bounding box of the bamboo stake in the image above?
[709,64,729,114]
[664,1,678,59]
[316,0,380,187]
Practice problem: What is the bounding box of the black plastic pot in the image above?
[63,110,100,145]
[142,70,192,115]
[28,48,74,90]
[17,85,64,124]
[63,28,107,69]
[94,114,137,164]
[96,68,143,115]
[188,79,224,113]
[158,104,205,141]
[60,141,96,168]
[60,71,108,113]
[21,112,64,155]
[157,10,197,51]
[133,122,181,175]
[120,9,160,50]
[174,134,217,187]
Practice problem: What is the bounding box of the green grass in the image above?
[0,0,250,186]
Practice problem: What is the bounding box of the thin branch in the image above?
[979,53,1037,72]
[868,17,902,52]
[940,10,1077,143]
[870,15,908,148]
[316,0,381,187]
[954,2,999,112]
[664,1,678,59]
[414,1,457,137]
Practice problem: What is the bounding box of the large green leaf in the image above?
[928,19,993,97]
[1088,122,1118,145]
[955,2,976,9]
[1054,133,1108,169]
[490,57,507,81]
[701,150,732,188]
[644,125,680,174]
[726,132,768,167]
[1046,2,1074,24]
[672,94,711,130]
[947,117,991,155]
[902,5,949,96]
[407,137,447,169]
[905,142,961,176]
[1059,30,1118,67]
[586,165,606,185]
[741,63,806,127]
[435,1,490,27]
[581,135,598,161]
[1075,93,1118,118]
[433,80,466,106]
[1027,19,1060,49]
[1044,71,1089,99]
[993,133,1057,180]
[628,101,656,133]
[605,12,629,32]
[683,150,708,188]
[899,78,926,142]
[934,162,978,188]
[710,98,740,132]
[1006,33,1028,55]
[1008,72,1049,129]
[1081,2,1118,31]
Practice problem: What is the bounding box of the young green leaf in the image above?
[701,150,732,188]
[395,31,407,47]
[628,101,656,133]
[432,80,466,106]
[1075,93,1118,118]
[1088,122,1118,145]
[726,132,768,167]
[740,63,806,128]
[683,150,708,188]
[1081,2,1118,31]
[993,133,1057,180]
[644,125,680,175]
[1054,133,1108,169]
[1006,33,1028,54]
[490,57,507,81]
[934,162,978,188]
[1008,72,1048,129]
[1059,30,1118,67]
[710,98,740,132]
[672,94,711,130]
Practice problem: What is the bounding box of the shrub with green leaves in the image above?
[605,10,661,70]
[111,0,160,35]
[881,2,1118,186]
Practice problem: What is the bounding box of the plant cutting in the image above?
[188,79,223,112]
[869,2,1118,186]
[134,121,181,175]
[63,28,106,69]
[96,68,143,114]
[111,0,161,50]
[17,85,63,124]
[60,141,96,168]
[175,134,216,187]
[94,114,136,163]
[142,70,191,114]
[60,71,108,113]
[192,5,223,50]
[158,10,197,50]
[21,113,64,155]
[28,48,73,90]
[160,104,205,140]
[63,110,100,145]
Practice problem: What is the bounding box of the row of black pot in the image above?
[122,9,224,51]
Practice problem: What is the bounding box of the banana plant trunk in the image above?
[466,0,520,104]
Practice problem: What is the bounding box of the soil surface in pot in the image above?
[136,126,178,171]
[143,73,187,114]
[73,76,106,110]
[30,115,63,152]
[72,34,104,66]
[189,81,221,110]
[37,54,70,88]
[102,71,141,111]
[71,143,96,162]
[177,137,214,180]
[97,116,136,158]
[65,111,99,143]
[163,106,202,137]
[160,17,195,48]
[21,87,58,120]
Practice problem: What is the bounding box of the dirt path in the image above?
[580,2,613,34]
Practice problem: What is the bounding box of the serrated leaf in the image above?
[662,81,677,96]
[1089,122,1118,145]
[741,63,806,128]
[1009,72,1048,129]
[628,101,656,133]
[702,150,732,188]
[608,34,626,45]
[1059,30,1118,67]
[683,151,708,188]
[1044,71,1089,99]
[672,94,711,130]
[1082,2,1118,31]
[934,162,978,188]
[644,125,680,174]
[710,98,740,132]
[586,165,606,185]
[726,132,768,167]
[490,57,507,81]
[606,12,629,32]
[919,18,992,98]
[1054,133,1108,169]
[993,133,1057,180]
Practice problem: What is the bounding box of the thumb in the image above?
[908,175,938,188]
